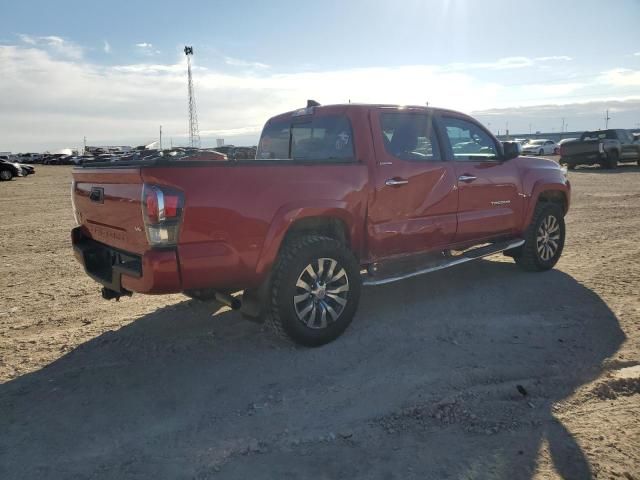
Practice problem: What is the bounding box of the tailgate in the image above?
[562,140,598,157]
[72,168,149,254]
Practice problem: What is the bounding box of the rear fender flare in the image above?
[255,201,361,279]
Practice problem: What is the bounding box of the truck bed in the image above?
[72,160,369,293]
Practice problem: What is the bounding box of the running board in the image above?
[362,239,525,286]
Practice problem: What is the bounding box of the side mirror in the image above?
[502,141,522,160]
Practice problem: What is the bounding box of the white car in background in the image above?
[522,139,558,156]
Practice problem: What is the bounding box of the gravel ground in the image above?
[0,164,638,479]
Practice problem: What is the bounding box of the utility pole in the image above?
[184,46,201,148]
[159,125,163,151]
[83,136,86,155]
[605,109,611,129]
[561,118,565,133]
[529,123,532,135]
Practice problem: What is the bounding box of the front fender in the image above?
[254,201,364,280]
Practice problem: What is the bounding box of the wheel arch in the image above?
[522,184,569,231]
[255,203,363,280]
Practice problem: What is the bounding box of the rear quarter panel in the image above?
[142,162,368,290]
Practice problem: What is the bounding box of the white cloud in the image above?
[0,43,636,152]
[446,55,572,71]
[599,68,640,87]
[135,42,160,56]
[534,56,573,62]
[224,56,270,69]
[473,99,640,134]
[18,34,83,59]
[103,40,111,54]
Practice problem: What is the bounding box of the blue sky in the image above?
[1,0,639,151]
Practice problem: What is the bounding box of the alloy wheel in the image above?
[536,215,561,261]
[293,257,350,329]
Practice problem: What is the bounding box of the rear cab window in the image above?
[257,113,355,162]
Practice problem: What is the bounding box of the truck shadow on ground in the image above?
[0,260,624,479]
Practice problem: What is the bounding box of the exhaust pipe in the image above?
[101,287,131,302]
[214,291,241,310]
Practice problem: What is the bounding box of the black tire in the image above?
[267,235,361,347]
[514,203,565,272]
[538,149,544,156]
[0,169,13,181]
[605,150,618,169]
[567,164,576,170]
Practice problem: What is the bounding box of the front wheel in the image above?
[0,170,13,181]
[267,235,361,347]
[538,149,544,156]
[514,203,565,271]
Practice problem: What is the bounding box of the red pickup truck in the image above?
[72,102,570,346]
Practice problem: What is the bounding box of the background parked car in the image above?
[522,139,558,156]
[19,163,35,175]
[0,158,22,181]
[230,146,257,160]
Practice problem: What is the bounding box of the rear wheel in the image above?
[567,164,576,170]
[0,169,13,181]
[514,203,565,271]
[267,235,361,347]
[605,150,619,169]
[538,148,544,156]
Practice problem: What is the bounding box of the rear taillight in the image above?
[142,184,184,246]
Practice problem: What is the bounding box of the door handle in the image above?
[458,175,477,183]
[385,178,409,186]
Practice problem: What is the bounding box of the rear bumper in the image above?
[71,226,182,294]
[560,153,604,165]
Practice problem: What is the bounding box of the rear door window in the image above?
[379,113,441,161]
[256,115,354,161]
[291,115,354,161]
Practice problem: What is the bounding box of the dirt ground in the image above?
[0,164,638,479]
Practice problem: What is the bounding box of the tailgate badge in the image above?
[90,187,104,204]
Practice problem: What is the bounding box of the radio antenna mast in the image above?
[184,46,201,148]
